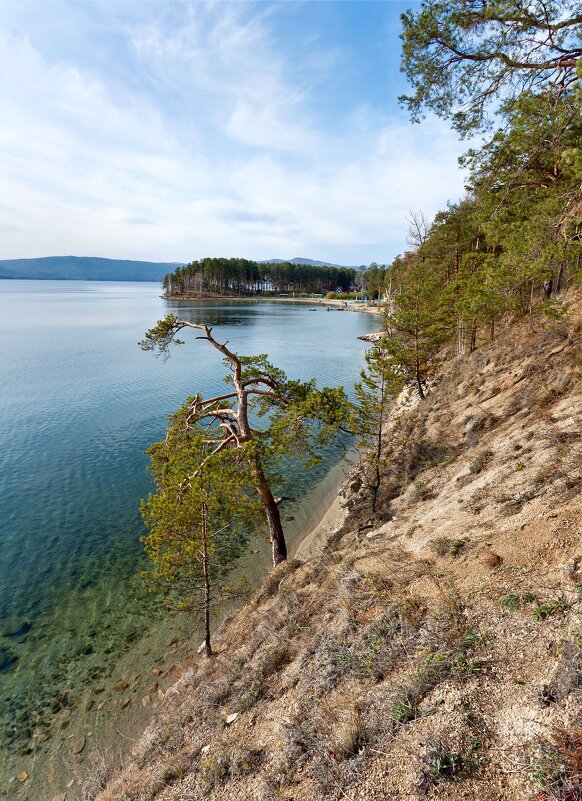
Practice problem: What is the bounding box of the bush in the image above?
[500,591,537,611]
[417,743,463,795]
[430,537,469,557]
[532,598,569,620]
[414,482,435,502]
[530,723,582,801]
[201,744,264,789]
[469,449,494,475]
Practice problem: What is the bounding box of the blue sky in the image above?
[0,1,470,265]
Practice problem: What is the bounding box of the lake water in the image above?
[0,280,380,786]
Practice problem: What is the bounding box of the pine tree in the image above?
[384,256,448,398]
[141,427,258,657]
[354,343,404,512]
[140,316,352,566]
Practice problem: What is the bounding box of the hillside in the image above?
[0,256,182,282]
[83,294,581,801]
[260,258,357,269]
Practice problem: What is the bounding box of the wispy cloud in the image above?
[0,1,468,264]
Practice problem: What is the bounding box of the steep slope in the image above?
[89,295,581,801]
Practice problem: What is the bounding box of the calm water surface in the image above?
[0,280,380,774]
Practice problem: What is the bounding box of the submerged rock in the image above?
[2,618,31,638]
[0,646,16,672]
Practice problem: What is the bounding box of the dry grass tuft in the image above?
[531,720,582,801]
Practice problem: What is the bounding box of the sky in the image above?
[0,1,471,266]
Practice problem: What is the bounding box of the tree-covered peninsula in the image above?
[162,258,357,297]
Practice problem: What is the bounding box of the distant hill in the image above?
[0,256,183,282]
[260,257,357,269]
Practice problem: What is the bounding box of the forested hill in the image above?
[0,256,183,282]
[163,257,357,296]
[259,257,354,268]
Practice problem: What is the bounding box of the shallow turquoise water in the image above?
[0,281,380,765]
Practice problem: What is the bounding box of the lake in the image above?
[0,280,381,786]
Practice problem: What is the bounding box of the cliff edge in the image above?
[91,295,581,801]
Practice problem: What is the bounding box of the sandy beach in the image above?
[293,490,346,560]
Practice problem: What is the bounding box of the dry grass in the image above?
[88,295,582,801]
[530,720,582,801]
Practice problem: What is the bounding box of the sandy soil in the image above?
[293,493,347,560]
[52,294,582,801]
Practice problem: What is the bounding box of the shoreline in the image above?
[10,455,354,800]
[293,491,346,560]
[165,293,383,315]
[291,450,356,561]
[4,300,380,799]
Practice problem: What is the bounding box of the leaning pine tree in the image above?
[140,315,352,565]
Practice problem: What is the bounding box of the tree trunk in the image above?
[371,431,382,513]
[250,451,287,565]
[555,263,565,295]
[457,318,466,357]
[201,501,212,658]
[416,346,425,400]
[371,370,386,512]
[469,320,477,353]
[542,277,553,300]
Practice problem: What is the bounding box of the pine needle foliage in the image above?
[354,343,404,511]
[141,424,258,655]
[140,317,353,566]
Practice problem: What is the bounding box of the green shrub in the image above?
[469,449,494,475]
[414,482,435,502]
[430,537,469,557]
[532,598,568,620]
[417,743,463,795]
[530,723,582,801]
[500,592,537,611]
[391,695,415,723]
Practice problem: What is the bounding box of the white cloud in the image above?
[0,1,469,265]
